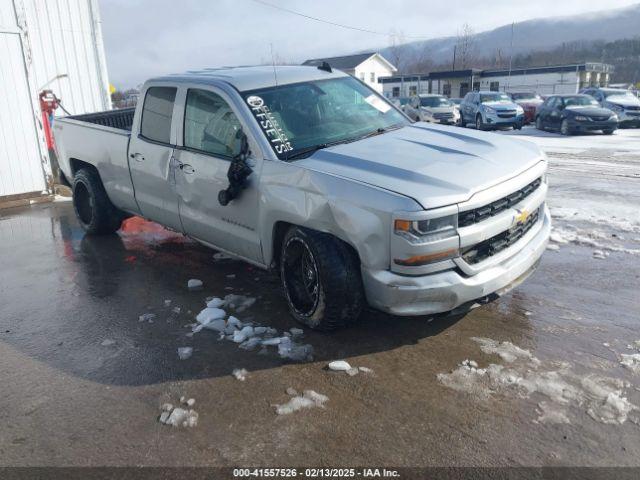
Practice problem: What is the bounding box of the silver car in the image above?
[460,91,525,130]
[404,94,460,125]
[581,87,640,128]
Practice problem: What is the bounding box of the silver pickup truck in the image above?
[53,65,550,330]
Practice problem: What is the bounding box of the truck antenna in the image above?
[270,43,278,86]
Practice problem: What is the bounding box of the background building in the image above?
[380,63,614,98]
[0,0,110,203]
[302,52,397,93]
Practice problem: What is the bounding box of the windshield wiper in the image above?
[284,143,330,161]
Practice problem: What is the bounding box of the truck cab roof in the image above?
[150,65,349,92]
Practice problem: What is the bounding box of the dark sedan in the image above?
[535,94,618,135]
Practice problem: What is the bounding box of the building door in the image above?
[0,30,47,198]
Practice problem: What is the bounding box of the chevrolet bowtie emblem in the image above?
[514,209,530,225]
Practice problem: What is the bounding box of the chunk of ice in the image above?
[290,327,304,336]
[100,339,116,347]
[164,299,172,307]
[177,347,193,360]
[207,297,224,308]
[274,390,328,415]
[328,360,352,371]
[203,319,226,333]
[262,337,282,346]
[138,313,156,322]
[196,307,226,325]
[232,368,248,381]
[187,279,203,290]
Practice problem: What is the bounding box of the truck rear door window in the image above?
[183,89,241,158]
[140,87,176,144]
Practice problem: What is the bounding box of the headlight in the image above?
[610,104,624,112]
[610,114,619,121]
[394,214,457,244]
[516,106,524,114]
[574,115,589,121]
[484,106,496,114]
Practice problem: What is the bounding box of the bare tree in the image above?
[388,29,407,72]
[455,23,476,69]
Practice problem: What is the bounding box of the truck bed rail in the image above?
[65,108,135,131]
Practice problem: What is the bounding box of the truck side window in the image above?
[140,87,176,144]
[184,89,241,158]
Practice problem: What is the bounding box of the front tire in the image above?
[535,116,544,131]
[560,119,572,136]
[476,114,485,131]
[280,227,364,331]
[72,168,124,235]
[603,129,615,135]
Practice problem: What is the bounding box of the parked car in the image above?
[391,97,411,111]
[535,94,618,135]
[580,87,640,128]
[509,92,543,124]
[53,65,549,330]
[459,91,525,130]
[403,94,460,125]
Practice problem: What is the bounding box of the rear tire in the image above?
[72,168,124,235]
[280,226,364,331]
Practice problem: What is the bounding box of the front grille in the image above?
[459,177,542,228]
[626,106,640,111]
[497,112,516,118]
[462,208,540,264]
[590,116,609,122]
[434,112,454,120]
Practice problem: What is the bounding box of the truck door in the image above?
[174,87,262,263]
[128,86,182,231]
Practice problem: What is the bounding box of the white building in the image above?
[302,52,397,93]
[0,0,111,203]
[380,63,614,99]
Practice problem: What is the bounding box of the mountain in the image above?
[375,3,640,71]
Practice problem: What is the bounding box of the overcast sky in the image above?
[100,0,640,89]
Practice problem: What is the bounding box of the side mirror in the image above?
[218,129,253,207]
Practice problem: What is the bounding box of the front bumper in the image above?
[567,118,618,132]
[362,206,551,316]
[617,111,640,127]
[484,112,525,128]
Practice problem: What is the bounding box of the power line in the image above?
[249,0,431,39]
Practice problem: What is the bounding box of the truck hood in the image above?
[423,106,455,114]
[483,101,519,111]
[298,123,543,209]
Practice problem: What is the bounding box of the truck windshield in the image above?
[242,76,408,160]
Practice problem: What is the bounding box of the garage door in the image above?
[0,30,46,197]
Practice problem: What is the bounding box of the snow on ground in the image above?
[274,390,329,415]
[437,337,638,425]
[232,368,248,381]
[159,399,199,427]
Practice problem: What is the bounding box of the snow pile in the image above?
[232,368,248,381]
[437,337,638,425]
[620,354,640,373]
[159,399,198,427]
[327,360,371,376]
[551,206,640,235]
[274,389,329,415]
[177,347,193,360]
[548,226,640,256]
[191,297,313,362]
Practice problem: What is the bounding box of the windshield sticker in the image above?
[246,95,293,155]
[364,94,391,113]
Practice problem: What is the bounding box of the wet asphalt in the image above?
[1,129,640,468]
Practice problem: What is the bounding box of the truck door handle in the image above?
[179,163,195,174]
[131,153,145,162]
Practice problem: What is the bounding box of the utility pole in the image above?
[452,45,457,71]
[507,21,514,89]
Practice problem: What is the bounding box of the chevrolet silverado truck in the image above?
[53,65,550,330]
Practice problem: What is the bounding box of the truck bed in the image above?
[65,107,135,131]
